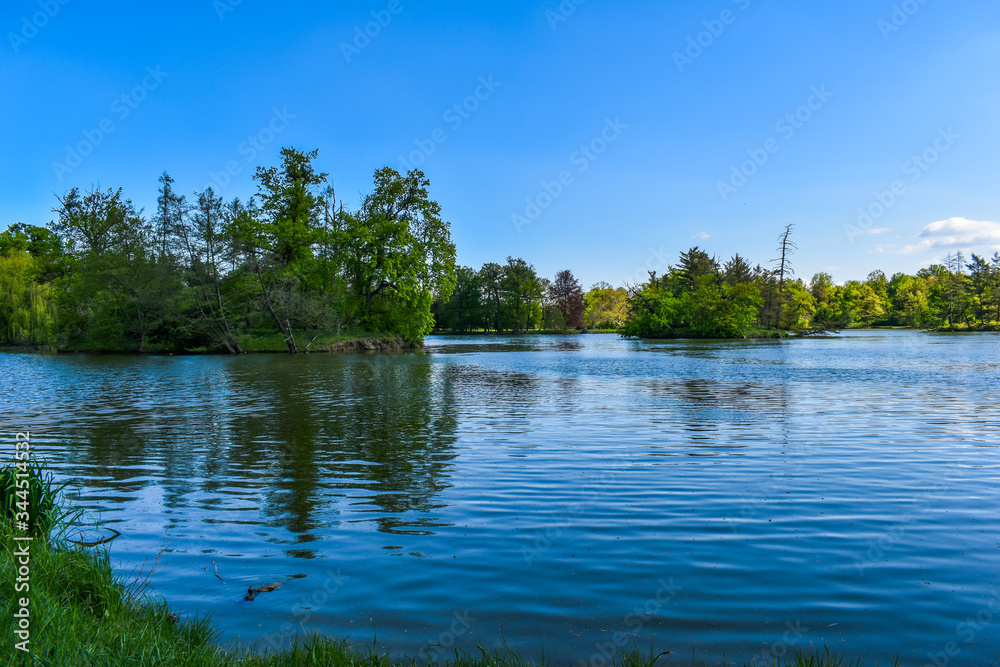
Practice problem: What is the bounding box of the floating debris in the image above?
[243,583,282,602]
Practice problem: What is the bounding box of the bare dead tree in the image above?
[772,224,797,329]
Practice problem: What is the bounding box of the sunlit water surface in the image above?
[3,331,999,665]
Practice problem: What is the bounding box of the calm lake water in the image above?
[3,331,999,665]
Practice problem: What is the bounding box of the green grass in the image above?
[1,464,895,666]
[0,459,71,537]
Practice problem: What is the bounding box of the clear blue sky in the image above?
[2,0,998,288]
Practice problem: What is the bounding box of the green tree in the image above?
[340,167,457,340]
[584,282,628,330]
[0,251,57,345]
[965,253,992,323]
[175,187,246,353]
[723,253,754,284]
[441,266,483,332]
[479,262,505,333]
[51,187,175,352]
[853,283,886,326]
[152,172,186,260]
[622,272,682,338]
[501,257,541,333]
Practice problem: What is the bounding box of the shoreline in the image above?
[3,326,995,357]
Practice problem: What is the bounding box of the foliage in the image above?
[0,251,57,345]
[0,460,72,537]
[582,283,627,330]
[6,166,1000,348]
[548,269,585,328]
[0,149,461,351]
[340,167,457,340]
[623,248,763,339]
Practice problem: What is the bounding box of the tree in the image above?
[584,283,628,330]
[479,262,505,333]
[441,266,483,332]
[0,251,56,345]
[622,272,682,338]
[676,247,718,288]
[226,148,341,353]
[501,257,541,333]
[943,251,967,326]
[772,224,797,328]
[175,187,245,353]
[152,172,186,260]
[965,253,992,323]
[863,270,892,325]
[991,253,1000,323]
[254,148,328,266]
[783,279,816,329]
[723,253,754,284]
[51,187,173,352]
[548,269,585,328]
[340,167,457,340]
[810,272,834,304]
[891,274,931,328]
[853,284,886,326]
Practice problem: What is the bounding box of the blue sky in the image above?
[2,0,999,288]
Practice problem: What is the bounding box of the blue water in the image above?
[2,330,999,665]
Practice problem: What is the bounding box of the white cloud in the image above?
[898,217,1000,254]
[854,227,891,236]
[692,232,710,240]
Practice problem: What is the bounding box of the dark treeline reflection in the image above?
[61,354,459,540]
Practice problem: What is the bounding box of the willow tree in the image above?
[0,252,56,345]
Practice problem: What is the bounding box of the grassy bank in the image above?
[2,464,888,666]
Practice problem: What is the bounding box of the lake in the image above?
[3,330,999,665]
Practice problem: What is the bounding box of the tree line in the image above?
[3,154,999,351]
[618,227,1000,338]
[0,148,457,352]
[432,261,627,333]
[434,225,1000,338]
